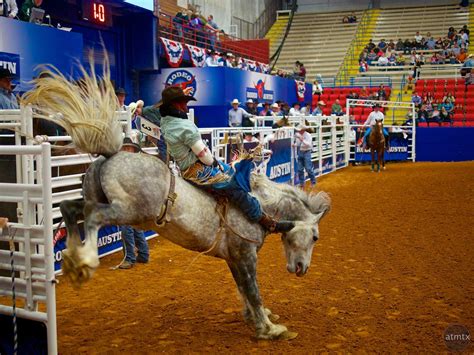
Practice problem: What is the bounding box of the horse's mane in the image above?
[251,173,331,219]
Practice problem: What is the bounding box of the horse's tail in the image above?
[22,57,122,157]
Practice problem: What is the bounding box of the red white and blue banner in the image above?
[160,37,184,67]
[295,80,306,102]
[185,43,206,67]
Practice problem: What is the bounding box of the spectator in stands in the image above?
[428,107,441,126]
[281,102,290,116]
[289,102,302,116]
[396,53,406,66]
[447,27,456,40]
[189,14,207,46]
[205,50,219,67]
[331,99,343,116]
[443,92,455,104]
[298,63,307,81]
[388,53,397,66]
[347,91,359,100]
[312,100,326,116]
[293,61,301,78]
[228,99,251,127]
[423,92,434,105]
[366,39,376,51]
[403,38,413,54]
[451,43,461,56]
[426,37,436,50]
[377,39,387,52]
[430,53,439,64]
[259,102,271,116]
[457,48,468,63]
[1,0,18,17]
[359,87,369,99]
[442,97,454,118]
[377,84,387,101]
[270,102,283,118]
[395,38,404,51]
[300,102,311,116]
[461,24,470,36]
[313,75,323,98]
[417,105,429,123]
[435,37,444,49]
[377,55,389,66]
[411,92,422,109]
[115,88,127,110]
[414,32,423,49]
[206,15,220,50]
[19,0,42,21]
[0,68,18,109]
[404,76,414,94]
[342,15,349,23]
[387,40,395,51]
[439,106,453,125]
[218,52,229,67]
[173,10,189,40]
[348,12,357,23]
[462,54,474,68]
[367,49,377,65]
[245,99,257,115]
[359,60,368,73]
[448,52,457,64]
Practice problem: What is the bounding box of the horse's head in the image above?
[280,191,331,277]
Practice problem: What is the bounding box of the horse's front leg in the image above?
[67,201,132,285]
[371,149,375,172]
[227,255,296,340]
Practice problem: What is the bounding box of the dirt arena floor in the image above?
[55,162,474,353]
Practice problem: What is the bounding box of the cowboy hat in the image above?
[156,86,196,107]
[295,124,308,131]
[271,103,279,108]
[128,100,145,114]
[373,103,381,108]
[115,87,127,95]
[231,99,240,105]
[122,137,141,153]
[246,99,254,104]
[318,100,326,106]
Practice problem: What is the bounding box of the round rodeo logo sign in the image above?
[165,70,197,96]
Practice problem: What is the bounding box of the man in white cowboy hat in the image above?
[312,100,326,116]
[289,102,303,117]
[361,103,389,149]
[293,124,316,188]
[270,102,283,117]
[228,98,252,127]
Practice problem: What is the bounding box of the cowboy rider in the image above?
[361,103,389,150]
[158,86,295,233]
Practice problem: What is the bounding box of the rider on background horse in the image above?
[361,103,389,150]
[158,86,295,233]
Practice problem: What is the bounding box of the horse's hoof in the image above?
[268,313,280,322]
[277,331,298,341]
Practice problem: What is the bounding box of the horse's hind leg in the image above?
[60,200,85,284]
[227,257,296,340]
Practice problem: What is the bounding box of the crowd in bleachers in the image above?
[408,78,474,126]
[359,25,471,72]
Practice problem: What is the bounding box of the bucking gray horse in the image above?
[23,63,331,340]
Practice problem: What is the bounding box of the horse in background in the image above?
[368,120,385,172]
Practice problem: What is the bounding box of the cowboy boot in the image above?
[259,213,295,233]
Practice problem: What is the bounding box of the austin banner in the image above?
[53,225,156,272]
[265,138,292,183]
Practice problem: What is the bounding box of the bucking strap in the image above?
[156,171,177,226]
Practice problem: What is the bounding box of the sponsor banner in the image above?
[355,135,409,161]
[0,52,20,79]
[295,80,306,102]
[266,138,292,183]
[185,43,206,67]
[336,153,346,167]
[53,225,155,272]
[160,37,184,67]
[321,157,333,174]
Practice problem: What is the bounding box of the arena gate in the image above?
[346,99,416,162]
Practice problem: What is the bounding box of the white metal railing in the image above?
[0,143,57,355]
